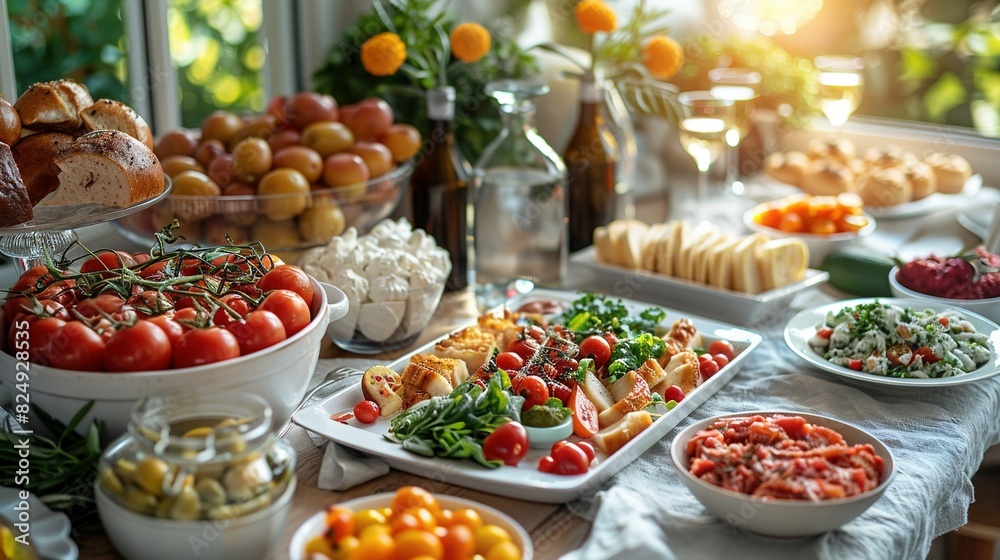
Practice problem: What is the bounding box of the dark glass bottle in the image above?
[564,71,619,253]
[411,87,473,292]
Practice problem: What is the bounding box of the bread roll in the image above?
[14,79,93,133]
[901,160,936,201]
[800,158,854,196]
[862,145,911,170]
[924,152,971,194]
[806,138,856,164]
[12,132,75,205]
[0,142,33,227]
[43,130,164,207]
[81,99,154,150]
[764,151,809,186]
[0,95,21,147]
[855,167,912,207]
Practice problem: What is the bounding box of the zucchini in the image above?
[820,249,895,297]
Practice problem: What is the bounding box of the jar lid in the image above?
[128,391,274,466]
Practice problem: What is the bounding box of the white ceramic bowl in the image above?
[889,265,1000,322]
[96,475,295,560]
[524,415,573,449]
[289,492,533,560]
[670,411,895,538]
[0,278,348,440]
[743,204,876,268]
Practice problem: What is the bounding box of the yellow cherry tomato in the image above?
[485,540,521,560]
[474,525,512,556]
[392,486,440,516]
[392,529,443,560]
[354,508,388,533]
[349,529,395,560]
[448,508,483,530]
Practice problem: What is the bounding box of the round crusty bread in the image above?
[0,95,21,147]
[14,79,94,133]
[81,99,154,150]
[764,151,809,186]
[924,152,971,194]
[855,167,912,207]
[806,137,856,164]
[12,131,75,206]
[800,158,854,196]
[43,129,164,207]
[901,160,937,200]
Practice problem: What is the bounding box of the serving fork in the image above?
[278,366,364,437]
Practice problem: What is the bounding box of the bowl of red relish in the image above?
[889,247,1000,322]
[670,412,895,538]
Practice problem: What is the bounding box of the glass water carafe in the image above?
[474,80,567,303]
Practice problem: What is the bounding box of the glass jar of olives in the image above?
[96,391,295,523]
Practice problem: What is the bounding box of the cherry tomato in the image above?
[526,325,546,342]
[708,340,735,361]
[816,327,833,339]
[146,314,185,346]
[171,307,203,329]
[173,327,241,368]
[507,338,538,362]
[662,384,685,404]
[104,321,172,372]
[127,290,174,315]
[353,400,380,424]
[698,355,720,380]
[80,250,136,275]
[577,441,596,464]
[848,358,863,371]
[567,384,598,438]
[938,316,949,327]
[75,293,130,320]
[34,280,79,308]
[602,332,618,348]
[514,376,549,412]
[258,264,314,307]
[257,289,311,336]
[212,293,253,327]
[551,441,590,475]
[712,353,730,368]
[495,351,524,373]
[537,456,557,473]
[914,346,940,364]
[226,310,287,355]
[47,321,106,371]
[25,317,66,365]
[131,252,153,265]
[578,335,612,368]
[482,421,529,466]
[548,380,572,405]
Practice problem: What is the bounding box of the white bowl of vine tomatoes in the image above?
[0,247,349,440]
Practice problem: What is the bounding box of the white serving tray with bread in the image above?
[292,288,763,503]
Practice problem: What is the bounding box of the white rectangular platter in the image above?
[570,247,829,326]
[293,288,763,503]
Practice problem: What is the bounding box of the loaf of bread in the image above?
[42,130,164,207]
[924,152,971,194]
[81,99,154,150]
[0,95,21,147]
[14,80,93,133]
[12,131,75,205]
[0,142,33,227]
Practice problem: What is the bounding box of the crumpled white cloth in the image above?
[559,290,1000,560]
[300,358,391,492]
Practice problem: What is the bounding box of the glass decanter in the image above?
[473,80,567,306]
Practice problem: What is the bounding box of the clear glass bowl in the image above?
[327,280,446,354]
[112,161,412,263]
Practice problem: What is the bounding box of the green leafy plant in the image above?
[312,0,537,162]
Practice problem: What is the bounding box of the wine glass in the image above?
[709,67,761,197]
[677,91,734,217]
[814,55,865,129]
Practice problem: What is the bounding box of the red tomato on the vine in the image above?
[257,289,311,336]
[47,322,105,371]
[212,293,253,328]
[80,251,136,275]
[173,327,241,368]
[226,310,287,355]
[104,321,172,372]
[578,335,611,368]
[513,375,549,412]
[258,264,314,306]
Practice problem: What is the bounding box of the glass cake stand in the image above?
[0,180,171,274]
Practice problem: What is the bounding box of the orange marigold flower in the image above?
[643,35,684,80]
[450,22,491,63]
[575,0,617,34]
[361,32,406,76]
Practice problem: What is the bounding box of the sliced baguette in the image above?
[614,219,649,269]
[592,411,653,455]
[690,231,727,284]
[706,235,742,289]
[640,223,669,272]
[593,226,613,264]
[657,220,685,277]
[675,222,713,280]
[598,371,651,428]
[581,369,615,412]
[652,350,701,395]
[731,232,769,294]
[758,238,809,291]
[361,365,403,416]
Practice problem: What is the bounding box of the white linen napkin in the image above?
[299,357,391,491]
